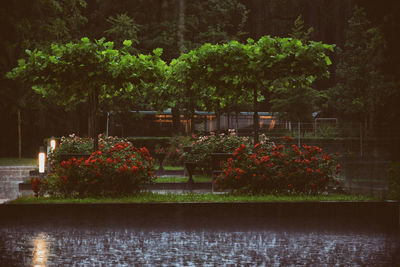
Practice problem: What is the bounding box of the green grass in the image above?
[154,165,184,171]
[156,175,211,183]
[9,193,380,204]
[0,157,36,166]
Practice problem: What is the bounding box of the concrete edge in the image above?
[1,201,398,228]
[0,166,35,169]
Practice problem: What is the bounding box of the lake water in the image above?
[1,222,399,266]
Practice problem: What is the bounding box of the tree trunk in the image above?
[368,110,376,137]
[227,112,230,129]
[235,110,239,134]
[178,0,185,54]
[253,88,259,143]
[171,107,181,135]
[216,108,221,134]
[189,109,194,134]
[88,89,99,151]
[17,109,21,159]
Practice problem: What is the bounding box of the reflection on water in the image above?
[0,225,399,266]
[32,233,50,267]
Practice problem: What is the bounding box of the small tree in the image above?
[289,14,314,42]
[104,13,140,51]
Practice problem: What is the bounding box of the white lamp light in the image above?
[38,146,46,174]
[50,139,56,151]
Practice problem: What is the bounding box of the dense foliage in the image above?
[329,6,397,133]
[182,130,270,174]
[1,1,399,158]
[215,138,342,194]
[42,137,156,197]
[168,36,334,141]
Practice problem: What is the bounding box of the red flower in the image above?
[118,165,129,173]
[131,166,139,174]
[260,155,270,162]
[235,168,245,176]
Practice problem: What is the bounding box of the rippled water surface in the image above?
[1,224,399,266]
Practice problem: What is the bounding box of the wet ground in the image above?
[1,222,399,266]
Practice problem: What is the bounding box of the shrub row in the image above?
[214,138,342,194]
[42,135,156,197]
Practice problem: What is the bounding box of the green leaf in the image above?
[152,48,163,57]
[81,37,90,43]
[325,56,332,65]
[123,40,132,47]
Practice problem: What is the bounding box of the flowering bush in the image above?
[31,177,42,197]
[43,140,156,197]
[163,135,191,166]
[182,130,271,174]
[215,138,342,194]
[49,134,132,167]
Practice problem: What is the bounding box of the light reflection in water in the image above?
[0,226,398,266]
[32,233,50,267]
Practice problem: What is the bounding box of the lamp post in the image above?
[38,146,46,179]
[47,138,56,173]
[50,138,56,151]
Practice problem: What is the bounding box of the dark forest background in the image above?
[1,0,399,157]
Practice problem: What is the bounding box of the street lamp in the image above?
[38,146,46,176]
[50,138,56,151]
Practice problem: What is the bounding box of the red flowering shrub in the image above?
[43,141,156,197]
[31,177,42,197]
[215,139,342,194]
[182,130,270,174]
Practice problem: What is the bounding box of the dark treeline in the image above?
[0,0,399,157]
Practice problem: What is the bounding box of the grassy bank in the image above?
[0,157,36,166]
[9,193,380,204]
[154,165,184,170]
[156,175,210,183]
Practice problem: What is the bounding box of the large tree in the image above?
[168,36,333,141]
[7,38,166,150]
[0,0,88,156]
[330,6,396,133]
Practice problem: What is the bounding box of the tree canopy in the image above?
[168,35,334,140]
[7,37,167,149]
